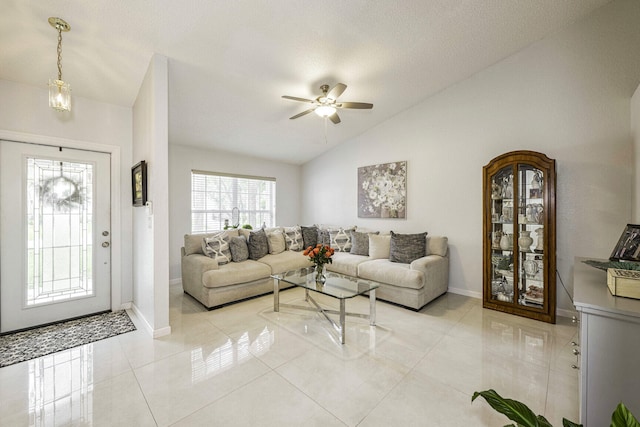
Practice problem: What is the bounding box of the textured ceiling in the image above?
[0,1,611,164]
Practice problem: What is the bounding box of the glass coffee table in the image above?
[271,267,379,344]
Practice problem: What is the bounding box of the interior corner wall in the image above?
[168,144,302,281]
[132,54,170,335]
[632,84,640,223]
[301,0,640,313]
[0,78,133,306]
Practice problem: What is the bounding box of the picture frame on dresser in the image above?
[609,223,640,262]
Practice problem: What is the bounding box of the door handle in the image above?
[102,242,110,248]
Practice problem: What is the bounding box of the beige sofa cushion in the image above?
[427,236,448,257]
[369,234,391,259]
[326,252,370,277]
[266,228,286,254]
[202,260,271,288]
[258,251,312,274]
[184,230,239,256]
[357,259,424,290]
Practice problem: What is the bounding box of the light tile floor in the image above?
[0,285,579,426]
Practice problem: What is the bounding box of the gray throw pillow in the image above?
[229,236,249,262]
[247,229,269,260]
[317,228,331,245]
[301,225,318,248]
[350,231,379,256]
[389,231,427,264]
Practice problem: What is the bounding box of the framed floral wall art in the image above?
[358,161,406,218]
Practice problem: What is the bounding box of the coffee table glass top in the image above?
[271,267,379,299]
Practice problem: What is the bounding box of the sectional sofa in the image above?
[180,226,449,310]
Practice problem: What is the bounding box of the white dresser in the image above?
[573,257,640,426]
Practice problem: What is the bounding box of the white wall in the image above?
[632,84,640,223]
[168,144,302,281]
[0,78,133,306]
[132,55,171,336]
[301,0,640,313]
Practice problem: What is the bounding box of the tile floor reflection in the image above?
[0,285,579,426]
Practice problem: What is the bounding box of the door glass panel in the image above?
[489,165,514,303]
[26,157,94,306]
[517,165,545,307]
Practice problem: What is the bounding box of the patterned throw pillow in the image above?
[201,231,232,265]
[301,225,318,248]
[329,227,356,252]
[284,226,304,251]
[229,236,249,262]
[266,229,286,254]
[350,231,379,256]
[247,229,269,260]
[389,231,427,264]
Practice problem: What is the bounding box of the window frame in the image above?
[190,170,276,233]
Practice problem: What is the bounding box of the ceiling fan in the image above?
[282,83,373,124]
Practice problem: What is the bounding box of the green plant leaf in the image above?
[472,390,539,427]
[562,418,582,427]
[536,415,554,427]
[611,403,640,427]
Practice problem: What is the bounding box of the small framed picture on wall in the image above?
[131,160,147,207]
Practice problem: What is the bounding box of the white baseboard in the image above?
[153,326,172,338]
[120,302,132,310]
[557,308,578,319]
[169,278,182,286]
[130,303,172,338]
[448,287,482,299]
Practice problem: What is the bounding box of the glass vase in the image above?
[315,264,326,284]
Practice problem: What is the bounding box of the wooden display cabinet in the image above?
[483,150,556,323]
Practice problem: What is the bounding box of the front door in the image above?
[0,140,111,333]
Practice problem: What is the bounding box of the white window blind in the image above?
[191,171,276,233]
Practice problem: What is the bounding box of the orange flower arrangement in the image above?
[303,244,334,268]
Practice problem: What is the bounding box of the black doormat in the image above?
[0,310,136,368]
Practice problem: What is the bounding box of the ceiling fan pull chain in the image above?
[324,116,328,144]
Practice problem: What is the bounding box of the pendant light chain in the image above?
[56,26,63,81]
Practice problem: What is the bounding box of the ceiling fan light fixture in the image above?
[315,105,336,117]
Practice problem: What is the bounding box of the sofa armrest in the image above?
[181,253,218,290]
[410,255,449,292]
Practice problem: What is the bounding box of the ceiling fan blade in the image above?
[327,83,347,101]
[337,102,373,109]
[289,108,316,120]
[282,95,315,103]
[329,112,341,124]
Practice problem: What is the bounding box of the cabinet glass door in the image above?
[516,165,545,308]
[489,165,515,303]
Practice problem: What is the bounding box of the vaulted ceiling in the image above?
[0,1,611,164]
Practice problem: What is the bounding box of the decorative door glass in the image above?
[26,157,94,306]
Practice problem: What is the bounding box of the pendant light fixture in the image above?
[48,17,71,112]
